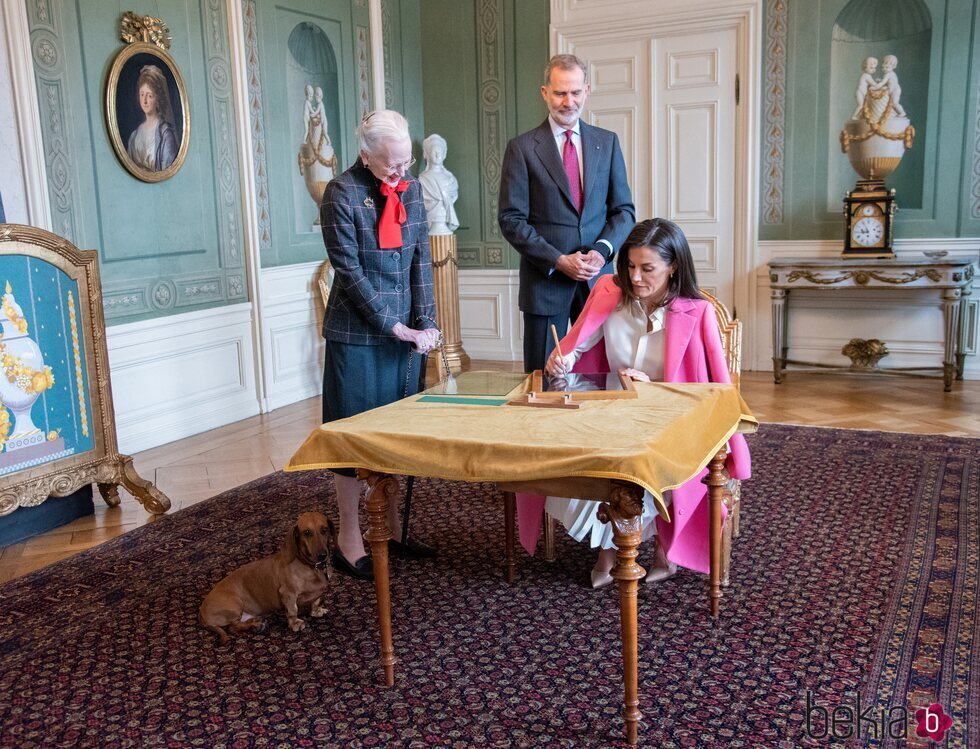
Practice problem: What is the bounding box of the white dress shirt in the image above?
[568,300,666,388]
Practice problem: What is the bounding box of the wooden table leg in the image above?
[359,470,398,686]
[503,490,516,583]
[600,482,646,746]
[703,448,729,618]
[942,288,962,391]
[770,287,787,384]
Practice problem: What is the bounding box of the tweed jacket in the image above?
[498,119,635,316]
[320,160,437,344]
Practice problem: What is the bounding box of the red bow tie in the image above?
[378,181,409,249]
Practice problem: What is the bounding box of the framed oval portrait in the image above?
[104,42,190,183]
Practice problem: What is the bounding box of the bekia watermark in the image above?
[805,692,953,742]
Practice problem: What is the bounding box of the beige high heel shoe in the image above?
[644,539,677,584]
[590,548,616,589]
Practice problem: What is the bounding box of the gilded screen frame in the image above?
[0,224,169,516]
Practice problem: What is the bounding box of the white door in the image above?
[576,25,739,307]
[653,29,738,305]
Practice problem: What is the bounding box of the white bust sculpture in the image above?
[419,134,459,236]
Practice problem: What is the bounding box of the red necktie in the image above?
[378,181,409,248]
[563,130,582,214]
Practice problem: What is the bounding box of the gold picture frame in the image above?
[104,32,190,183]
[0,225,170,517]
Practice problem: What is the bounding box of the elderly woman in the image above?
[126,64,178,172]
[320,109,440,580]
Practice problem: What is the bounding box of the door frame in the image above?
[551,0,762,367]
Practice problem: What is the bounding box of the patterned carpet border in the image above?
[0,424,976,748]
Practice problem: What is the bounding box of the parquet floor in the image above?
[1,363,976,583]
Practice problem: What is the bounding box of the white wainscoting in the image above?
[258,262,325,412]
[106,303,261,454]
[458,269,522,362]
[753,240,980,380]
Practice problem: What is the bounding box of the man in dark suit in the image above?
[499,54,635,372]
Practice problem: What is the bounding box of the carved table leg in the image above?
[941,289,961,392]
[956,294,969,380]
[703,448,729,618]
[359,470,398,686]
[503,491,517,583]
[599,482,646,746]
[770,287,787,384]
[721,481,733,588]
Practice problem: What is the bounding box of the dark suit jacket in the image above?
[498,119,635,316]
[319,160,437,344]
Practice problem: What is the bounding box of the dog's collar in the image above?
[297,552,330,572]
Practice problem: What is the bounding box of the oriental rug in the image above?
[0,424,976,748]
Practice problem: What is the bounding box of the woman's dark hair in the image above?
[613,218,703,309]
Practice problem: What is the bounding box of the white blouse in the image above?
[568,300,666,388]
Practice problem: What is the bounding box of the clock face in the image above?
[852,216,885,247]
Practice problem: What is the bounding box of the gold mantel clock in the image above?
[843,184,896,258]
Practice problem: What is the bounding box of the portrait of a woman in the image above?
[126,64,178,173]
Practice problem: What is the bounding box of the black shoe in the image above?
[388,537,438,559]
[331,550,374,580]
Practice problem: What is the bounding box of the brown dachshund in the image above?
[199,512,335,645]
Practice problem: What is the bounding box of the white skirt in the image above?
[545,490,668,550]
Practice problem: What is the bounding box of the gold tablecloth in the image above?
[286,381,757,518]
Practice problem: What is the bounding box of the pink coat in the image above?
[517,274,751,573]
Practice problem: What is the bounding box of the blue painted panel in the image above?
[0,256,95,476]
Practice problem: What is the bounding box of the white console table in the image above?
[768,257,975,391]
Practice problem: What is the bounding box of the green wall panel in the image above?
[420,0,549,269]
[28,0,247,323]
[254,0,366,268]
[382,0,426,160]
[760,0,980,241]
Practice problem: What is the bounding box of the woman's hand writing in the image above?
[623,368,651,382]
[545,349,575,377]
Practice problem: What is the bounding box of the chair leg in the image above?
[732,480,741,538]
[721,483,734,588]
[503,491,516,583]
[543,511,556,562]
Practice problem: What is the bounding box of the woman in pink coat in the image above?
[542,218,751,588]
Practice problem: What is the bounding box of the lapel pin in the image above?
[364,197,375,208]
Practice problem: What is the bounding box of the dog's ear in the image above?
[282,523,299,562]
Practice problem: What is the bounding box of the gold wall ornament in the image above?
[0,225,171,518]
[841,338,890,371]
[104,15,189,183]
[786,268,942,285]
[120,11,172,50]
